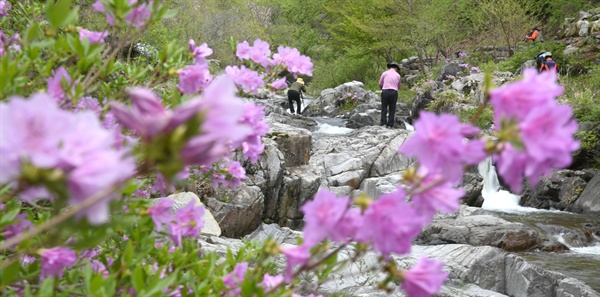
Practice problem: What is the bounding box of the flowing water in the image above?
[310,117,354,139]
[478,157,600,291]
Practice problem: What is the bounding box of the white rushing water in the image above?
[556,234,600,256]
[316,123,354,134]
[477,157,545,212]
[403,121,415,131]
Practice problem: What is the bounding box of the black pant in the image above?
[381,89,398,127]
[287,90,302,114]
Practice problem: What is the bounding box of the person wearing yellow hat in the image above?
[287,78,306,115]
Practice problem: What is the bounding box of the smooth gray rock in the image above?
[268,122,312,167]
[520,169,594,211]
[417,215,566,252]
[437,62,463,81]
[153,192,222,236]
[244,223,302,245]
[275,166,322,229]
[574,172,600,213]
[205,185,264,238]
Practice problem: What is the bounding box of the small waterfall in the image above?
[311,117,354,136]
[403,121,415,131]
[556,234,600,256]
[477,157,525,211]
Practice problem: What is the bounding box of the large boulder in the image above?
[310,126,413,194]
[574,171,600,214]
[151,192,222,237]
[268,122,312,167]
[205,185,264,238]
[417,214,566,252]
[516,60,537,76]
[271,166,322,229]
[520,169,596,211]
[450,72,513,104]
[437,62,463,81]
[304,81,379,118]
[408,90,434,123]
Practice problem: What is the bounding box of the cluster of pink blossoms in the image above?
[111,75,268,180]
[221,262,320,297]
[92,0,152,28]
[0,0,9,17]
[39,247,77,280]
[46,66,76,105]
[230,39,313,93]
[279,189,448,296]
[0,30,20,56]
[79,28,108,44]
[178,40,213,95]
[0,94,135,224]
[147,199,205,247]
[489,68,579,192]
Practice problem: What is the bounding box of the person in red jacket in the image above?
[526,27,540,41]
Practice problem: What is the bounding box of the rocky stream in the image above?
[161,63,600,296]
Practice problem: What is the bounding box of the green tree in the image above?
[473,0,535,56]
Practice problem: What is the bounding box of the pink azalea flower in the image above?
[401,257,448,297]
[236,103,269,163]
[1,94,135,224]
[0,0,10,17]
[91,260,109,278]
[40,247,77,279]
[301,189,354,247]
[222,262,248,296]
[496,105,579,192]
[490,68,579,192]
[225,65,265,94]
[489,68,563,124]
[93,0,151,28]
[189,39,213,65]
[271,77,288,89]
[67,149,135,225]
[79,29,108,44]
[1,213,32,239]
[410,169,465,221]
[236,40,251,60]
[355,188,424,259]
[147,198,175,230]
[287,54,313,76]
[110,87,203,141]
[92,1,115,26]
[261,274,284,292]
[249,39,271,67]
[211,160,246,189]
[0,31,20,56]
[125,0,152,28]
[179,75,252,166]
[167,200,205,246]
[271,46,313,76]
[281,245,311,281]
[46,66,74,104]
[399,111,486,184]
[178,64,212,95]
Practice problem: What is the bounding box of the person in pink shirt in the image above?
[379,61,401,128]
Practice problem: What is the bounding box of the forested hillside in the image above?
[79,0,599,92]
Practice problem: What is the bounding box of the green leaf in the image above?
[163,9,177,19]
[142,273,176,296]
[38,277,55,297]
[131,266,145,293]
[45,0,78,29]
[0,259,20,286]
